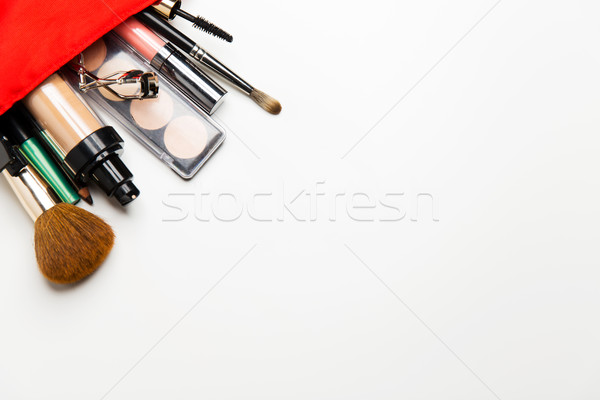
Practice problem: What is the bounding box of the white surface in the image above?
[1,0,600,398]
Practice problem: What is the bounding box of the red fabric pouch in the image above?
[0,0,157,115]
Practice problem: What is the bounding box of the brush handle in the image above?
[2,167,60,221]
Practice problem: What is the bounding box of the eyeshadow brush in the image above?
[137,9,282,115]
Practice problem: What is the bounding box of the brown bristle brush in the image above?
[34,203,114,284]
[1,145,114,284]
[249,90,283,115]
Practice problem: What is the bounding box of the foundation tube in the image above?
[23,72,139,206]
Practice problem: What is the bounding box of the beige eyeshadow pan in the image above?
[163,116,208,159]
[130,92,174,130]
[81,39,107,71]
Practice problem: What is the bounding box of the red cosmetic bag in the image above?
[0,0,156,115]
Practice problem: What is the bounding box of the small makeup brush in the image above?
[137,9,282,115]
[1,142,114,284]
[151,1,233,43]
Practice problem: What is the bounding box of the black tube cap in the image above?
[0,103,38,145]
[65,126,140,206]
[113,181,140,205]
[90,155,140,206]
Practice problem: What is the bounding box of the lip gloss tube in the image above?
[23,72,140,206]
[113,17,227,115]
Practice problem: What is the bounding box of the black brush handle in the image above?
[138,8,195,54]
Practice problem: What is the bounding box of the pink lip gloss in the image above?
[114,17,227,115]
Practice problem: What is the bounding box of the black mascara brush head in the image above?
[175,9,234,43]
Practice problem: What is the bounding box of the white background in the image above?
[1,0,600,398]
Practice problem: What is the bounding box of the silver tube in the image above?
[151,44,227,115]
[3,166,61,221]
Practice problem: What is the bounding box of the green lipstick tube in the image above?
[0,103,80,204]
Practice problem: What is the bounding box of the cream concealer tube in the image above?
[24,72,139,206]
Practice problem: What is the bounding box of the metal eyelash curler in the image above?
[69,54,159,100]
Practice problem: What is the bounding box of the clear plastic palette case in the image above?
[63,32,226,179]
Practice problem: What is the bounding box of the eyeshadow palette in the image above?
[63,33,226,179]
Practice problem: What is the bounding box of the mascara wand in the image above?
[175,10,234,43]
[151,0,233,43]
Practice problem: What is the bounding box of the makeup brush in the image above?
[150,1,233,43]
[34,202,113,284]
[137,10,282,115]
[1,141,114,284]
